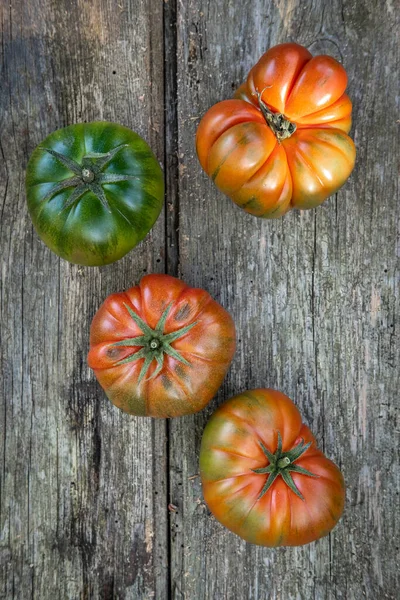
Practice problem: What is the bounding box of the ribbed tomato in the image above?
[196,43,356,217]
[88,274,236,417]
[200,389,345,546]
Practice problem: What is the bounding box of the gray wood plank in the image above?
[0,0,168,598]
[170,1,399,599]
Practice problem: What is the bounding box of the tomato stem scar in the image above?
[254,89,297,142]
[81,168,95,183]
[252,432,319,500]
[111,303,199,383]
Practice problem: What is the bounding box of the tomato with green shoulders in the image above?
[200,388,345,546]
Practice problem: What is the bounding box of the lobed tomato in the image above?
[88,274,236,417]
[200,389,345,546]
[196,43,356,217]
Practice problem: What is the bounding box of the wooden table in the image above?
[1,0,398,598]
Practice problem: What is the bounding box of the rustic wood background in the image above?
[1,0,399,598]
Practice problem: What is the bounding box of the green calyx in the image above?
[40,144,140,213]
[255,89,296,142]
[112,303,198,384]
[252,432,318,500]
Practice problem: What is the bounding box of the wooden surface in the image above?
[0,0,398,598]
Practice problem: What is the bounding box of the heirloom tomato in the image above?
[196,43,356,217]
[200,389,345,546]
[26,122,164,266]
[88,274,236,417]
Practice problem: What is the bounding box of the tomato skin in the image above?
[200,389,345,546]
[26,122,164,266]
[196,43,355,217]
[88,274,236,418]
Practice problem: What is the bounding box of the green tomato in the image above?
[26,121,164,266]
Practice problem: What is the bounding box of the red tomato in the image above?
[200,389,345,546]
[196,43,356,217]
[88,274,236,417]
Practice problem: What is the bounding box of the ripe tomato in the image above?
[200,389,345,546]
[88,274,236,417]
[26,122,164,266]
[196,43,356,217]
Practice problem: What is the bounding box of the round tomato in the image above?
[87,274,236,417]
[200,389,345,546]
[26,122,164,266]
[196,43,356,217]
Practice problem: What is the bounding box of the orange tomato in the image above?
[88,274,236,417]
[196,43,356,217]
[200,389,345,546]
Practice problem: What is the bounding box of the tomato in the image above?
[26,122,164,266]
[87,274,236,417]
[196,43,356,217]
[200,389,345,546]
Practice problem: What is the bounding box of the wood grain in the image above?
[0,0,399,599]
[170,1,399,599]
[0,0,168,598]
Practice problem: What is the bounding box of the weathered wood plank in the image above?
[1,0,399,598]
[0,0,168,598]
[170,1,399,599]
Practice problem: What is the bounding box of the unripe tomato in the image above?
[26,122,164,266]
